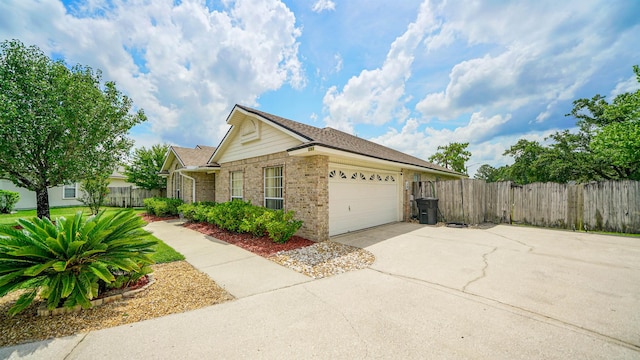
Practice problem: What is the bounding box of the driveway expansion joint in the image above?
[63,332,89,360]
[302,286,369,356]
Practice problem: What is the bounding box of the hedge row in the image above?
[178,201,303,244]
[143,197,184,217]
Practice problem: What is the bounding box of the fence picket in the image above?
[411,179,639,233]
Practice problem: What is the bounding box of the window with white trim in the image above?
[264,166,283,210]
[63,183,77,199]
[230,171,243,200]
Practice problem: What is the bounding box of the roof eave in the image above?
[288,144,465,178]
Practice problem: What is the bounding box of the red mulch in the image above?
[139,214,179,223]
[183,222,315,257]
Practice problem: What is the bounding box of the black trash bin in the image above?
[416,197,439,225]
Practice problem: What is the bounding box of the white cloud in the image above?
[609,73,640,98]
[416,1,635,123]
[0,0,304,147]
[369,112,558,176]
[311,0,336,13]
[333,53,343,73]
[322,1,437,132]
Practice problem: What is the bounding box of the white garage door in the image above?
[328,166,400,236]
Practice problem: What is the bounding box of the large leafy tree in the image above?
[0,40,146,219]
[474,164,510,182]
[124,144,169,190]
[564,65,640,180]
[428,142,472,174]
[494,65,640,184]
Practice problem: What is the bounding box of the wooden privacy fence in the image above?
[412,179,640,234]
[105,187,165,208]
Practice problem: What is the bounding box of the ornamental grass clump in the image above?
[0,210,157,316]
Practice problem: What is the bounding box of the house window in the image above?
[413,173,421,182]
[63,183,77,199]
[172,174,181,200]
[264,166,283,210]
[230,171,243,200]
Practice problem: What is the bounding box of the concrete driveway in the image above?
[333,223,640,354]
[2,223,639,359]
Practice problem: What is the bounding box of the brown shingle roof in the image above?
[172,145,217,167]
[235,105,460,175]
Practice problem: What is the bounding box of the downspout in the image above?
[180,173,197,203]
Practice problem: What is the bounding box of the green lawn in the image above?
[0,206,185,263]
[150,235,185,263]
[0,206,145,226]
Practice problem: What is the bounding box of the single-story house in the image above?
[164,104,464,241]
[159,145,217,203]
[0,168,136,210]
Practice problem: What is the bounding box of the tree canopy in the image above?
[477,65,639,184]
[428,142,471,175]
[0,39,146,218]
[124,144,169,190]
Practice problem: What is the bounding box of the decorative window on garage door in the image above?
[329,169,396,183]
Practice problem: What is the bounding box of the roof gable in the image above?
[209,105,307,163]
[161,145,216,171]
[233,105,460,176]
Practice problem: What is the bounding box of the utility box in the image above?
[416,197,439,225]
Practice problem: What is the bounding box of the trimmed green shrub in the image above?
[206,200,251,232]
[0,210,157,316]
[238,206,268,237]
[143,197,184,217]
[263,210,303,244]
[195,201,303,243]
[178,201,216,222]
[0,190,20,214]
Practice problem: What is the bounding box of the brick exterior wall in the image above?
[217,152,329,242]
[192,172,215,202]
[166,157,215,203]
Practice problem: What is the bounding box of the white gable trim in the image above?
[209,105,308,164]
[160,147,184,172]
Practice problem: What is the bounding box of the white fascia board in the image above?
[160,148,179,172]
[289,145,463,178]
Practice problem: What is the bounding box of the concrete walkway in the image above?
[144,220,311,298]
[1,222,639,359]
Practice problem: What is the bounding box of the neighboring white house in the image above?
[0,168,135,210]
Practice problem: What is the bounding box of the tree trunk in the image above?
[36,187,51,219]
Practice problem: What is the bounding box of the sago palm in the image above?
[0,210,157,316]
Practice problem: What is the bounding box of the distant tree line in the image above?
[475,65,640,185]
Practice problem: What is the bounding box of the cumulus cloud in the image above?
[322,1,437,132]
[416,1,638,123]
[0,0,304,147]
[312,0,336,13]
[369,112,558,176]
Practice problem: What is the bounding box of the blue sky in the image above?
[1,0,639,175]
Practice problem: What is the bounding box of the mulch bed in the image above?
[183,221,315,257]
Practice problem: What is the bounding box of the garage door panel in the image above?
[328,167,400,236]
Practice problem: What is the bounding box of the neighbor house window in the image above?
[63,183,77,199]
[230,171,243,200]
[264,166,283,210]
